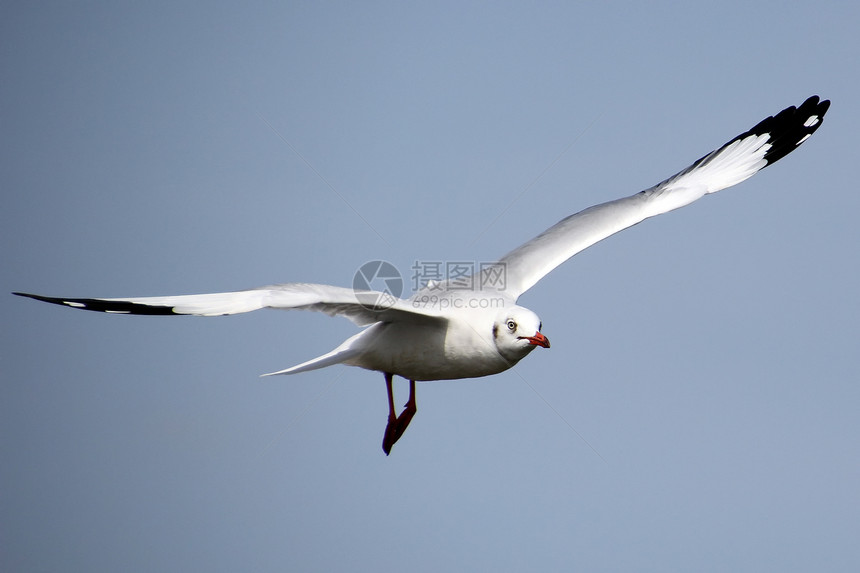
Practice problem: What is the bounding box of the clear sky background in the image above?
[3,2,858,571]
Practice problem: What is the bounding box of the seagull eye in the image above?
[506,320,517,331]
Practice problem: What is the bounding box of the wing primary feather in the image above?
[13,292,179,315]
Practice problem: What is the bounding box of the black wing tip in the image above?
[13,292,59,304]
[13,291,179,315]
[745,95,830,167]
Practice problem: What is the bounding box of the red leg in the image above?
[385,372,396,423]
[382,375,418,455]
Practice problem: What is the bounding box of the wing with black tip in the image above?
[499,96,830,298]
[14,283,445,326]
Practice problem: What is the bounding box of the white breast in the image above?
[346,316,514,381]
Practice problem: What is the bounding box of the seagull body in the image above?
[15,96,830,453]
[324,305,544,382]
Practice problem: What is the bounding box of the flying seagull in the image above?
[15,96,830,454]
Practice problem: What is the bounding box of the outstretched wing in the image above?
[498,96,830,299]
[14,283,444,326]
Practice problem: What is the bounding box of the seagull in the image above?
[15,96,830,454]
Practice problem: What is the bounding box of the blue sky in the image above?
[3,2,859,571]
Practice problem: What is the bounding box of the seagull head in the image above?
[492,306,550,364]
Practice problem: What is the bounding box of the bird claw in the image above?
[382,404,416,455]
[382,375,417,455]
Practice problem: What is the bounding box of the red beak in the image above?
[519,331,550,348]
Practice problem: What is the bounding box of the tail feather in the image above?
[261,346,361,377]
